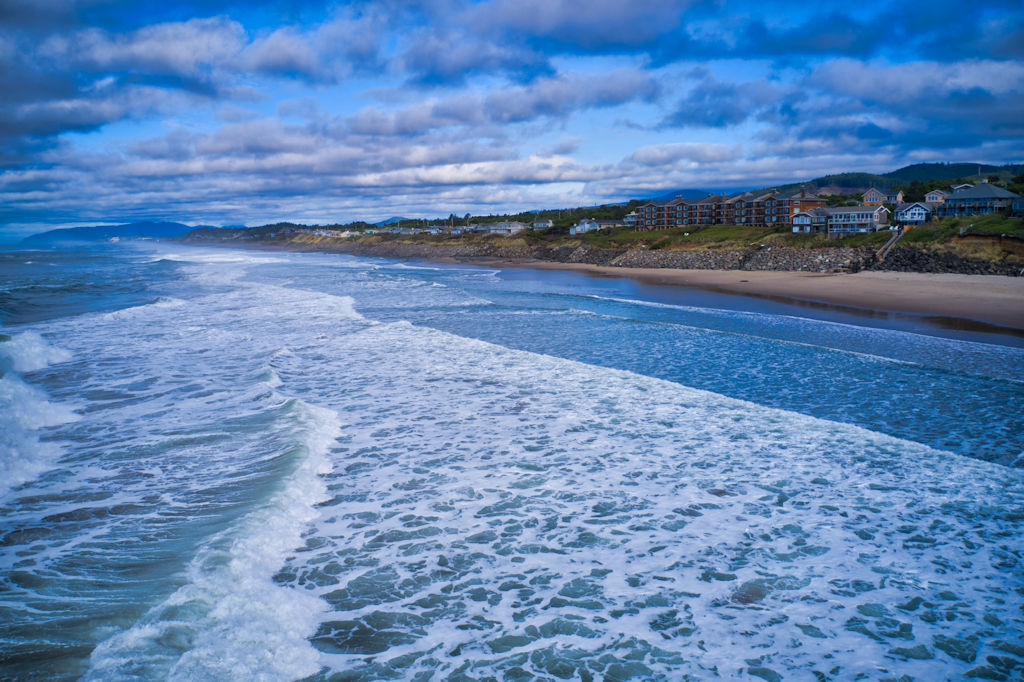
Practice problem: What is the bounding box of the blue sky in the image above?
[1,0,1022,236]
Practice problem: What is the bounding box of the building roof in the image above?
[945,183,1020,200]
[826,205,889,215]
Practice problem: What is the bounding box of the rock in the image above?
[889,644,934,660]
[747,666,783,681]
[934,634,978,663]
[732,581,768,604]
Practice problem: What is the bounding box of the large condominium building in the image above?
[634,189,825,231]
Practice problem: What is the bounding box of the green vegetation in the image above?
[901,214,1024,243]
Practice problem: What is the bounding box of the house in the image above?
[634,196,689,230]
[1013,197,1024,218]
[570,218,622,235]
[925,189,949,203]
[862,188,886,205]
[623,212,637,227]
[940,183,1019,217]
[895,202,932,225]
[781,188,827,219]
[487,221,529,236]
[791,207,830,233]
[826,205,890,232]
[951,183,974,193]
[886,190,904,204]
[792,206,889,233]
[532,219,554,230]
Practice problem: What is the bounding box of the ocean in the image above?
[1,242,1022,680]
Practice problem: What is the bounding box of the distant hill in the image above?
[881,163,1017,184]
[770,163,1022,195]
[22,221,196,245]
[376,217,411,225]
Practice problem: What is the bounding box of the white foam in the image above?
[0,332,77,498]
[86,400,341,680]
[265,319,1024,680]
[100,296,187,320]
[0,330,72,373]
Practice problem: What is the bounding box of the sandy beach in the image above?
[503,261,1024,331]
[185,238,1024,332]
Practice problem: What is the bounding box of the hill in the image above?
[767,163,1022,195]
[22,221,196,245]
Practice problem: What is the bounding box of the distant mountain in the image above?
[376,217,411,225]
[21,221,195,245]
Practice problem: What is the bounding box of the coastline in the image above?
[181,237,1024,332]
[505,261,1024,331]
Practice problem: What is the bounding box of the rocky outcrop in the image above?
[871,246,1023,276]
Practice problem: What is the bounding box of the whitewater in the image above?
[1,243,1021,680]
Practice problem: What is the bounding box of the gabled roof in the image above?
[926,189,950,197]
[896,202,931,212]
[946,183,1020,200]
[863,187,885,195]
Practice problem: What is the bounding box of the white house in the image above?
[487,221,528,236]
[895,202,931,225]
[532,219,554,230]
[792,206,889,233]
[570,218,622,235]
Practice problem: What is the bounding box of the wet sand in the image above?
[495,261,1024,331]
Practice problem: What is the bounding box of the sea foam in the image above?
[0,331,77,498]
[85,400,341,681]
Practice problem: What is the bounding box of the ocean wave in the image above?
[0,331,77,498]
[85,399,341,680]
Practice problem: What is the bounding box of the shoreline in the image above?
[182,238,1024,332]
[496,260,1024,331]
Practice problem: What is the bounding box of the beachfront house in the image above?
[951,183,974,193]
[886,190,904,204]
[925,189,949,203]
[826,205,890,232]
[940,183,1020,217]
[862,188,886,205]
[792,206,889,233]
[570,218,622,235]
[791,207,830,232]
[487,221,529,236]
[895,202,932,225]
[532,219,554,230]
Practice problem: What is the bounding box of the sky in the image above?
[1,0,1022,236]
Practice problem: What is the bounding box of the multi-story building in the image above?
[634,188,826,230]
[792,206,890,233]
[940,183,1020,216]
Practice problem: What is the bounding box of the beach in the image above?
[182,236,1024,331]
[482,260,1024,330]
